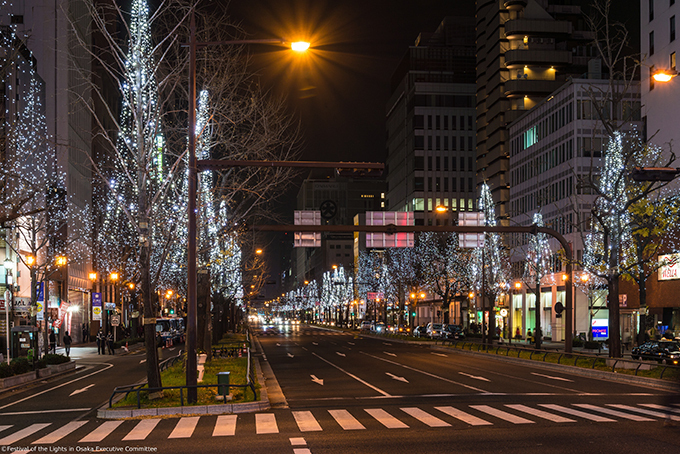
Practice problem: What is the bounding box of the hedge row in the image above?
[0,354,70,379]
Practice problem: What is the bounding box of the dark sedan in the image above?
[631,341,680,365]
[444,324,466,340]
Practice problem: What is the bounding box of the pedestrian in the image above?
[63,331,72,357]
[107,332,114,355]
[515,327,521,339]
[96,329,104,355]
[82,323,89,343]
[527,328,533,343]
[49,329,56,354]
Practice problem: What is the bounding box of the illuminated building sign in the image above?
[658,253,680,281]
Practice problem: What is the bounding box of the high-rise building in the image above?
[475,0,595,220]
[386,16,477,226]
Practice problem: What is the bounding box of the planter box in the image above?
[0,370,37,388]
[39,361,76,378]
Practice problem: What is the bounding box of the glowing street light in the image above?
[291,41,310,52]
[653,68,677,82]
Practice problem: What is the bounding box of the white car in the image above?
[426,323,445,338]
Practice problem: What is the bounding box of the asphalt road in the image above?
[0,324,679,454]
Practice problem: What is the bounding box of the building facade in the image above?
[385,16,478,226]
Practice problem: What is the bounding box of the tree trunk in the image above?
[637,279,648,346]
[534,282,542,349]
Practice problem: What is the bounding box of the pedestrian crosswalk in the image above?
[0,402,677,446]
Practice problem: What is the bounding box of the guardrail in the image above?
[108,340,257,409]
[435,339,680,378]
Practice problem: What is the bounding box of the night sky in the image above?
[226,0,475,163]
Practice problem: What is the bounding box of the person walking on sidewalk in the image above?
[49,329,56,354]
[63,331,72,356]
[96,330,104,355]
[106,332,114,355]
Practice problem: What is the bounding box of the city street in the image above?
[0,325,679,453]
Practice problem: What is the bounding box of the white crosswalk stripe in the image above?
[32,421,88,444]
[293,411,323,432]
[435,406,493,426]
[366,408,409,428]
[328,409,365,430]
[0,423,51,445]
[505,404,575,423]
[168,416,199,439]
[79,421,123,442]
[256,413,279,434]
[1,402,676,443]
[213,415,238,436]
[470,405,535,424]
[607,404,680,421]
[401,407,451,427]
[574,404,655,421]
[539,404,615,422]
[123,419,160,441]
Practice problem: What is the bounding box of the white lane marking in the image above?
[256,414,279,434]
[122,419,160,441]
[459,372,490,382]
[32,421,88,444]
[79,421,123,442]
[336,352,346,357]
[431,352,448,357]
[287,353,295,358]
[640,403,680,415]
[290,437,307,446]
[328,409,366,430]
[607,404,680,421]
[0,424,51,445]
[0,426,11,434]
[383,342,392,346]
[383,351,397,357]
[574,404,655,421]
[0,408,90,416]
[0,363,114,410]
[312,342,318,345]
[505,404,575,423]
[276,343,281,346]
[436,406,492,426]
[312,352,391,397]
[531,372,574,382]
[470,405,535,424]
[401,407,450,427]
[302,347,308,351]
[539,404,615,422]
[365,408,409,428]
[348,342,356,345]
[69,384,95,396]
[361,352,488,393]
[386,372,409,383]
[139,359,146,364]
[213,415,237,436]
[311,375,324,385]
[293,411,323,432]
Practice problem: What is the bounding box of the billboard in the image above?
[658,253,680,281]
[365,211,414,248]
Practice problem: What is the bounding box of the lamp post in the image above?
[186,12,311,402]
[3,259,13,364]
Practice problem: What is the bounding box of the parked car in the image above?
[444,324,466,340]
[360,321,373,332]
[426,322,445,339]
[413,325,427,338]
[373,322,386,333]
[631,340,680,365]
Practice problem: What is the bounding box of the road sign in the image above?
[294,210,321,247]
[110,314,121,326]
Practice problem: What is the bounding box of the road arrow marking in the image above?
[336,352,346,357]
[531,372,573,382]
[383,351,397,357]
[69,384,95,396]
[348,342,355,345]
[287,353,295,358]
[383,342,392,346]
[386,372,408,383]
[431,352,448,357]
[312,342,318,346]
[311,375,324,385]
[139,359,146,364]
[459,372,490,382]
